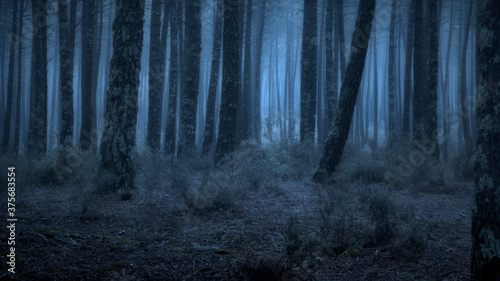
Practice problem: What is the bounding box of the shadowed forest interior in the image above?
[0,0,499,280]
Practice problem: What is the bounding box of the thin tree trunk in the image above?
[14,0,24,152]
[299,0,317,142]
[146,0,164,151]
[425,0,439,159]
[388,0,397,137]
[2,0,17,152]
[458,0,474,143]
[165,0,179,154]
[29,0,48,154]
[59,0,75,146]
[80,0,95,150]
[215,0,241,163]
[202,2,223,154]
[402,0,414,137]
[313,0,376,181]
[178,0,201,156]
[253,0,266,143]
[241,0,253,141]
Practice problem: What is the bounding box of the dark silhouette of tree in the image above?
[165,0,180,155]
[178,0,201,157]
[58,0,77,146]
[2,0,17,152]
[388,0,397,137]
[80,0,95,150]
[146,0,164,151]
[202,2,223,154]
[425,0,439,159]
[29,0,48,154]
[313,0,376,181]
[215,0,241,163]
[299,0,317,142]
[98,0,145,193]
[471,0,500,279]
[402,0,414,136]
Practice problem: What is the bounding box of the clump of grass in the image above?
[281,215,317,275]
[316,189,359,254]
[367,192,397,243]
[391,223,428,260]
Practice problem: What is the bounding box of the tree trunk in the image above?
[202,2,223,154]
[146,0,164,151]
[215,0,241,163]
[313,0,376,181]
[241,0,253,141]
[14,0,24,152]
[471,0,500,279]
[458,0,474,144]
[325,0,336,136]
[336,0,346,79]
[98,0,145,193]
[165,0,179,154]
[178,0,201,156]
[388,0,397,137]
[2,0,17,152]
[425,0,439,159]
[299,0,317,142]
[59,0,76,146]
[29,0,48,154]
[373,19,378,150]
[412,0,425,143]
[80,0,95,150]
[253,0,266,143]
[402,0,414,136]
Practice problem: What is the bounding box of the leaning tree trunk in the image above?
[402,0,414,136]
[98,0,145,193]
[313,0,376,182]
[471,0,500,279]
[59,0,75,146]
[202,2,223,155]
[299,0,318,142]
[29,0,48,154]
[215,0,241,164]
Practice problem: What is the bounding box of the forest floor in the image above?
[0,142,474,280]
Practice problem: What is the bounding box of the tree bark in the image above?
[2,0,17,152]
[178,0,201,156]
[402,0,414,136]
[471,0,500,279]
[98,0,145,193]
[165,0,179,154]
[313,0,376,181]
[253,0,266,143]
[299,0,317,142]
[215,0,241,163]
[29,0,48,154]
[146,0,164,151]
[59,0,76,146]
[325,0,336,136]
[80,0,95,150]
[425,0,439,159]
[202,2,223,154]
[388,0,397,137]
